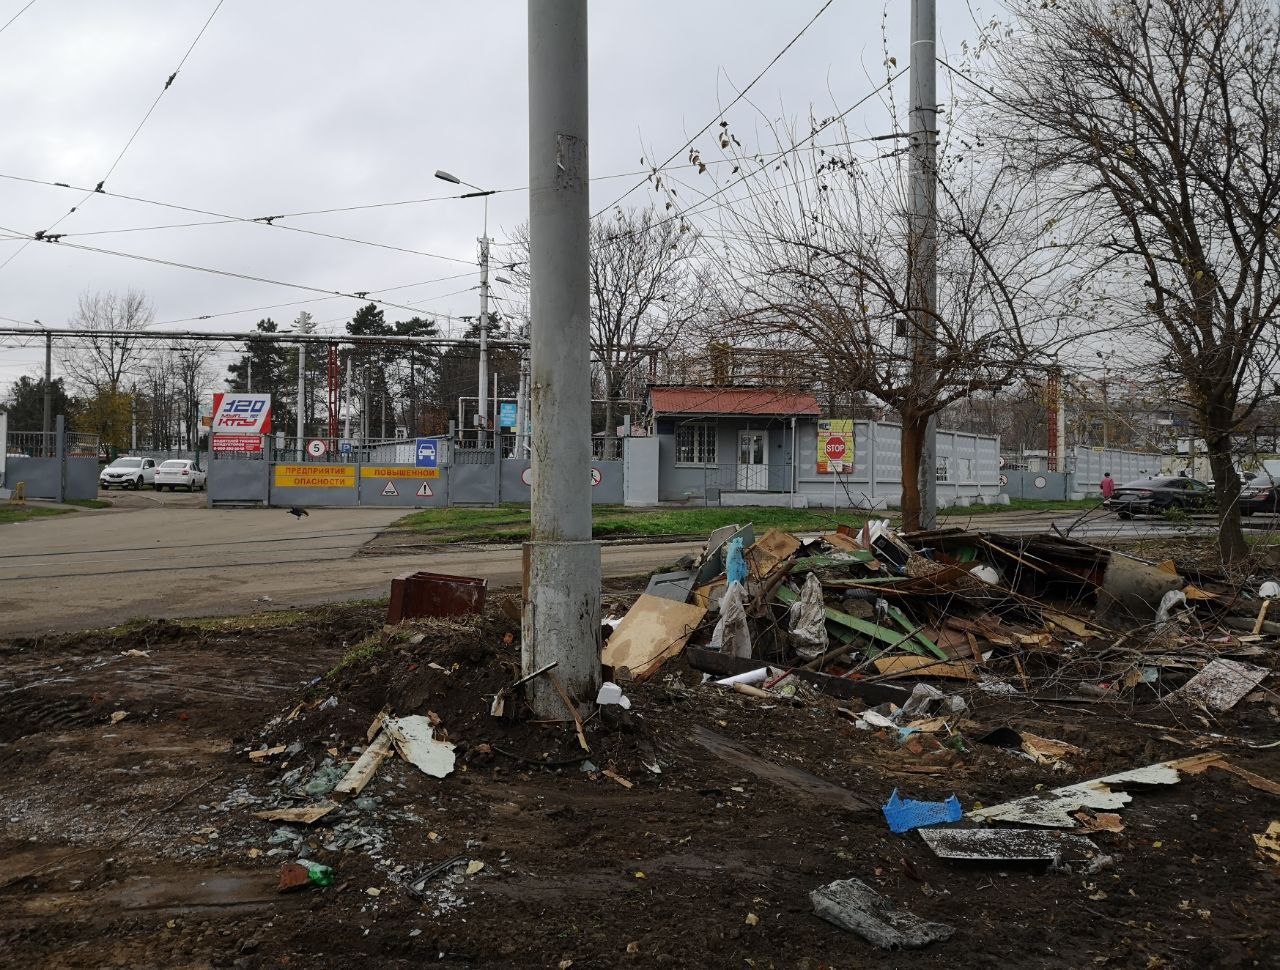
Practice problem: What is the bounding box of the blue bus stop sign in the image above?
[416,438,438,469]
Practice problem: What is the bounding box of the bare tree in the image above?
[62,289,154,447]
[693,114,1080,528]
[509,207,706,442]
[988,0,1280,561]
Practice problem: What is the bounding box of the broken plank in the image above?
[253,802,338,825]
[872,655,978,681]
[331,732,394,802]
[920,828,1097,862]
[687,646,912,707]
[547,671,590,753]
[884,604,947,660]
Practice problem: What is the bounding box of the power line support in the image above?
[42,332,52,457]
[296,343,306,449]
[523,0,601,717]
[477,199,491,446]
[909,0,938,528]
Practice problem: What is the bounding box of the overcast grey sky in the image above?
[0,0,987,389]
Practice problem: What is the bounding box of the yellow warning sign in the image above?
[273,464,356,488]
[360,466,440,479]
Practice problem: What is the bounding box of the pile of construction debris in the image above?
[597,519,1280,949]
[607,520,1280,719]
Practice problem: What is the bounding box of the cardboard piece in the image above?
[601,594,707,681]
[873,655,978,681]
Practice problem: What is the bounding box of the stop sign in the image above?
[824,436,847,461]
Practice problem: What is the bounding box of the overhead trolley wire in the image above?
[0,0,227,275]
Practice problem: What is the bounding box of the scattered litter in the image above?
[713,666,771,687]
[110,710,128,724]
[120,648,149,658]
[919,827,1098,863]
[1260,581,1280,599]
[465,860,485,876]
[1177,659,1269,712]
[278,859,333,892]
[970,753,1224,828]
[745,912,759,926]
[882,789,963,834]
[384,715,456,778]
[810,877,953,949]
[601,769,633,790]
[595,681,632,710]
[1253,822,1280,866]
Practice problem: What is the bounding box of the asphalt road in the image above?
[0,504,700,637]
[5,498,1275,638]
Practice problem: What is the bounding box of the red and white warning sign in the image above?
[416,482,433,498]
[823,436,847,462]
[381,481,398,497]
[591,467,602,487]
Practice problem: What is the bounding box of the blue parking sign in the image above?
[415,438,438,469]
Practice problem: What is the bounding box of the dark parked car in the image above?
[1240,473,1280,516]
[1112,476,1213,518]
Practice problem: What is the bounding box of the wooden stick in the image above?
[1252,599,1271,636]
[547,671,590,752]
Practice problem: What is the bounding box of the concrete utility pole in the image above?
[908,0,938,527]
[478,222,491,444]
[42,331,52,456]
[296,344,306,447]
[523,0,602,717]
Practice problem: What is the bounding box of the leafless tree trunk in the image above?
[988,0,1280,562]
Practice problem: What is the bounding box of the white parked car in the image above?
[100,456,157,490]
[154,459,207,492]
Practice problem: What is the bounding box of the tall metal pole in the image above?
[523,0,601,716]
[343,355,352,439]
[296,343,306,448]
[42,332,52,456]
[909,0,938,527]
[477,197,491,446]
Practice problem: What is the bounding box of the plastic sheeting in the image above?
[788,572,829,660]
[709,581,752,659]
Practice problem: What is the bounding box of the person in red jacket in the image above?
[1100,472,1115,503]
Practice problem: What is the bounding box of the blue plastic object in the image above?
[725,536,748,585]
[881,789,963,834]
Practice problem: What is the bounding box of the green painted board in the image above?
[885,604,948,660]
[775,585,927,654]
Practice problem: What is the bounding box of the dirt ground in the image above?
[2,578,1279,969]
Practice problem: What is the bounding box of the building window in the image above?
[676,423,717,465]
[935,458,950,483]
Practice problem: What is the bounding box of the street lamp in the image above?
[436,169,498,444]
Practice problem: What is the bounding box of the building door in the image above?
[737,430,768,490]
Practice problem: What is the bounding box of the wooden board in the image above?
[873,655,978,680]
[332,732,393,802]
[252,802,338,824]
[747,528,803,578]
[601,594,707,681]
